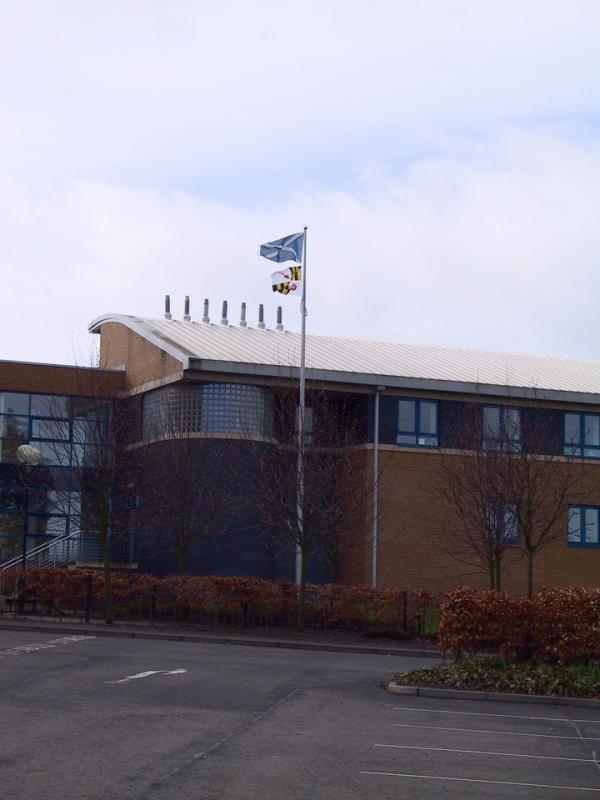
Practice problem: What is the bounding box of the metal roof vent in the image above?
[202,299,210,324]
[164,295,172,320]
[221,300,229,326]
[257,304,265,329]
[240,302,247,327]
[183,295,191,322]
[276,306,283,331]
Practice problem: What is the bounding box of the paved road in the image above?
[1,629,600,799]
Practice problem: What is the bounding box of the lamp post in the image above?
[16,444,43,572]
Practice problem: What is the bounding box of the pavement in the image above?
[0,616,439,657]
[2,628,600,799]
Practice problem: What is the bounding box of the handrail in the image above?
[0,532,80,575]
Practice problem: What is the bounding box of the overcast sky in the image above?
[2,1,600,365]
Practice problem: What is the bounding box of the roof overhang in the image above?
[187,357,600,406]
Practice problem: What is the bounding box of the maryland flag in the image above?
[271,266,302,296]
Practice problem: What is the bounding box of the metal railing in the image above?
[0,532,135,593]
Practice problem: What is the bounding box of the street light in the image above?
[16,444,43,571]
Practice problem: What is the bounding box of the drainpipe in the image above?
[371,386,384,588]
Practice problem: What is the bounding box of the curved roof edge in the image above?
[88,313,190,369]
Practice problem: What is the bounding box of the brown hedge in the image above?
[5,568,438,632]
[440,587,600,664]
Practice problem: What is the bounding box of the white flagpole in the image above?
[295,226,307,585]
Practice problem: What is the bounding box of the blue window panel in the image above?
[486,501,520,544]
[396,399,439,448]
[564,413,600,459]
[483,405,521,451]
[0,393,30,415]
[568,505,600,547]
[31,418,70,441]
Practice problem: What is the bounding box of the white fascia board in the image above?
[88,314,190,369]
[187,358,600,406]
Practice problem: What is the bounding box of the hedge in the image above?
[2,568,438,634]
[439,587,600,664]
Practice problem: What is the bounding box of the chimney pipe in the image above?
[276,306,283,331]
[184,295,191,322]
[257,304,265,329]
[240,302,247,327]
[164,294,172,320]
[202,298,210,324]
[221,300,228,325]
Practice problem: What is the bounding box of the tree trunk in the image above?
[494,556,502,592]
[297,548,308,631]
[488,561,495,590]
[526,551,534,598]
[101,535,113,624]
[178,546,186,576]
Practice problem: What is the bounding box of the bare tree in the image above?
[42,356,132,623]
[236,387,378,629]
[438,397,591,596]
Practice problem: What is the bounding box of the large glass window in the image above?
[483,405,521,451]
[0,391,106,560]
[564,413,600,458]
[568,506,600,546]
[396,399,438,447]
[486,501,520,544]
[142,383,274,439]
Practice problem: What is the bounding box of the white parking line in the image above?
[375,743,595,762]
[360,771,600,792]
[106,669,187,684]
[394,722,600,740]
[393,705,584,723]
[0,635,95,657]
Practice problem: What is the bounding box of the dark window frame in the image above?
[564,412,600,459]
[482,404,521,452]
[396,398,439,449]
[568,505,600,547]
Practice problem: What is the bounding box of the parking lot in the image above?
[364,697,600,797]
[1,627,600,799]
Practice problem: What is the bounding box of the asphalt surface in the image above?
[1,630,600,799]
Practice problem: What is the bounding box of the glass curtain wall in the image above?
[0,392,100,561]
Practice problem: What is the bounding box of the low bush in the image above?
[396,656,600,699]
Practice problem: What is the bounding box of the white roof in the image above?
[89,314,600,403]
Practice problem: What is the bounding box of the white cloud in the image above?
[2,127,600,363]
[1,2,599,364]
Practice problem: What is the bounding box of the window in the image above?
[396,399,438,447]
[483,406,521,451]
[142,384,274,439]
[568,506,600,546]
[564,413,600,458]
[486,501,520,544]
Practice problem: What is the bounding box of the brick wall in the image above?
[342,447,600,594]
[0,360,124,397]
[98,322,183,391]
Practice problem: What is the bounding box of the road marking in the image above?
[360,771,600,792]
[106,669,187,684]
[393,705,600,727]
[393,706,584,723]
[393,722,600,740]
[0,635,95,657]
[375,743,595,762]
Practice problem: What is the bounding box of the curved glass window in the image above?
[142,384,274,439]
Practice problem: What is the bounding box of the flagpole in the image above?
[295,226,307,585]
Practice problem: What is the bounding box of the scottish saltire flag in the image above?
[260,231,304,264]
[271,267,302,295]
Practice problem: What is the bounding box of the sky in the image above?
[2,0,600,365]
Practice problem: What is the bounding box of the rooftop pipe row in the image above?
[164,295,284,330]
